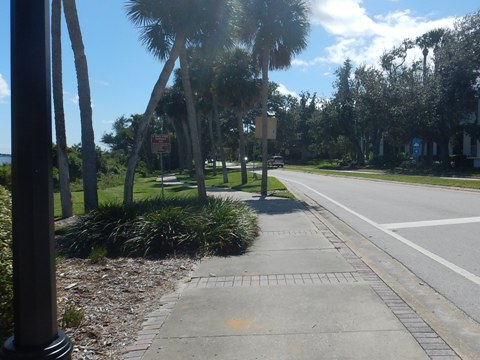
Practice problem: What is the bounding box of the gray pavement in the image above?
[125,189,460,360]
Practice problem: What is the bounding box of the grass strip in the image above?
[287,165,480,190]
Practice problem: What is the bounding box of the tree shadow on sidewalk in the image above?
[208,188,306,215]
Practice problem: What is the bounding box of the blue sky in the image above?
[0,0,479,154]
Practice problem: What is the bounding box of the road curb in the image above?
[287,183,479,360]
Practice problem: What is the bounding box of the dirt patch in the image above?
[56,257,196,359]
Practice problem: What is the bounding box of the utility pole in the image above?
[1,1,73,358]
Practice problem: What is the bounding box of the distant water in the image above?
[0,155,11,165]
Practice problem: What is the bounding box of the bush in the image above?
[0,164,11,191]
[59,196,259,258]
[199,198,257,255]
[0,186,13,342]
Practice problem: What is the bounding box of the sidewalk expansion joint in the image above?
[188,272,362,288]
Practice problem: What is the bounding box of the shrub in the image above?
[59,202,139,258]
[0,186,13,342]
[59,196,259,258]
[199,198,258,255]
[0,164,11,191]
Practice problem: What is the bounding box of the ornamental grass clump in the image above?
[59,196,258,258]
[199,197,258,255]
[125,205,198,256]
[0,185,13,342]
[59,202,139,258]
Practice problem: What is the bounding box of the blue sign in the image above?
[412,138,422,157]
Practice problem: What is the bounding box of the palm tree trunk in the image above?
[167,116,185,173]
[354,140,365,166]
[52,0,73,218]
[237,115,248,184]
[208,111,217,176]
[213,97,228,183]
[123,33,185,204]
[179,46,207,199]
[439,137,451,168]
[63,0,98,212]
[181,119,193,176]
[260,48,270,196]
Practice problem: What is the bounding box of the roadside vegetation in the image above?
[59,196,258,259]
[53,168,291,218]
[0,185,13,343]
[287,162,480,190]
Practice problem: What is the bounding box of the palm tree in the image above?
[52,0,73,218]
[214,48,261,184]
[63,0,98,211]
[179,48,207,198]
[124,0,235,202]
[240,0,310,196]
[124,0,187,204]
[416,28,445,164]
[416,28,445,82]
[156,86,192,175]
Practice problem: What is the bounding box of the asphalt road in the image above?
[271,169,480,324]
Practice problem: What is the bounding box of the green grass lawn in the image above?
[286,164,480,190]
[54,169,291,217]
[178,169,290,195]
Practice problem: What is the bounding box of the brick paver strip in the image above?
[309,211,461,360]
[188,271,361,288]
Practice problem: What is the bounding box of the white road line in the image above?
[285,178,480,286]
[382,217,480,229]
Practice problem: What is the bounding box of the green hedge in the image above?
[59,196,259,258]
[0,164,11,191]
[0,185,13,342]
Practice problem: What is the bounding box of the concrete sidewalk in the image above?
[125,190,459,360]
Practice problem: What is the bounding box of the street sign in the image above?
[255,117,277,140]
[412,138,422,157]
[151,134,171,154]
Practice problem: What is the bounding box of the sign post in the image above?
[151,135,171,200]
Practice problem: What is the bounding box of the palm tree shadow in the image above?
[244,196,306,215]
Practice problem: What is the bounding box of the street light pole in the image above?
[0,1,73,358]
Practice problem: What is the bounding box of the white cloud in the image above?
[310,0,379,37]
[0,73,11,103]
[300,0,458,68]
[276,83,299,98]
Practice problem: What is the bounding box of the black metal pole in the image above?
[0,1,73,358]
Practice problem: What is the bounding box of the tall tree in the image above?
[429,28,479,166]
[124,0,187,204]
[214,48,261,184]
[63,0,98,211]
[416,28,445,82]
[179,48,207,198]
[240,0,310,196]
[124,0,235,202]
[416,28,445,163]
[332,59,365,165]
[353,65,389,160]
[52,0,72,218]
[297,91,316,161]
[156,86,192,175]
